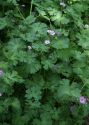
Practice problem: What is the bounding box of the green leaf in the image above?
[24,15,36,25]
[47,8,62,26]
[56,79,80,99]
[0,17,8,30]
[36,8,50,20]
[52,37,69,49]
[77,29,89,49]
[3,71,24,85]
[26,60,41,74]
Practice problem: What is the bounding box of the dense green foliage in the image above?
[0,0,89,125]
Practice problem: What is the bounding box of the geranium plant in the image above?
[0,0,89,125]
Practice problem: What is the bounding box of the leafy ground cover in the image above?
[0,0,89,125]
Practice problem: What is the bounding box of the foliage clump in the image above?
[0,0,89,125]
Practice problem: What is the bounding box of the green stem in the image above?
[49,20,52,28]
[30,0,33,15]
[81,83,87,91]
[16,6,25,20]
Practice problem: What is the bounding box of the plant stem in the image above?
[16,6,25,20]
[30,0,33,15]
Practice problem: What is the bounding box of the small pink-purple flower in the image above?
[84,24,89,29]
[0,93,2,97]
[21,4,25,7]
[44,40,50,45]
[0,70,4,77]
[28,45,32,50]
[60,2,66,7]
[47,30,56,36]
[79,96,87,104]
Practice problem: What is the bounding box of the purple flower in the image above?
[79,96,87,104]
[0,70,4,77]
[60,2,66,7]
[28,45,32,50]
[84,24,89,29]
[47,30,56,36]
[44,40,50,45]
[0,93,2,97]
[21,4,25,7]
